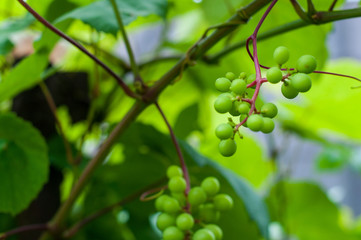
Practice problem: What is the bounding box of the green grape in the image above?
[163,197,181,214]
[273,46,289,65]
[213,194,233,211]
[215,123,233,140]
[239,72,246,79]
[290,73,312,92]
[172,192,186,206]
[261,103,278,118]
[168,176,186,193]
[214,95,232,114]
[246,115,264,132]
[155,195,169,211]
[215,77,231,92]
[237,102,250,114]
[239,114,248,127]
[296,55,317,73]
[201,177,220,196]
[188,187,207,206]
[193,229,216,240]
[261,118,275,134]
[230,79,247,95]
[205,224,223,240]
[266,67,283,84]
[163,226,184,240]
[281,82,299,99]
[218,139,237,157]
[225,72,236,80]
[199,203,220,222]
[229,101,241,116]
[246,74,256,89]
[167,165,183,178]
[176,213,194,230]
[156,213,176,231]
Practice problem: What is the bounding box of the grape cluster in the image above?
[154,165,233,240]
[213,46,317,157]
[268,46,316,99]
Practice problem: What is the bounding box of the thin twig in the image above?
[63,178,166,239]
[0,224,48,240]
[329,0,338,11]
[290,0,309,22]
[39,82,75,165]
[17,0,139,99]
[109,0,144,88]
[154,102,191,197]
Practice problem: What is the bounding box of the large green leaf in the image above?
[81,123,269,239]
[0,113,49,215]
[0,51,49,103]
[266,181,357,240]
[55,0,168,35]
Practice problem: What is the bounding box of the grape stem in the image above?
[235,0,278,131]
[0,224,49,240]
[154,102,191,211]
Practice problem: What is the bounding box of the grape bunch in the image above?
[214,46,317,157]
[154,165,234,240]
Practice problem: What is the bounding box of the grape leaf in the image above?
[0,113,49,215]
[55,0,168,35]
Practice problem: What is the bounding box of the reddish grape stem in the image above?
[154,102,191,196]
[235,0,278,131]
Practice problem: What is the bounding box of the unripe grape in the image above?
[266,67,283,84]
[290,73,312,92]
[281,82,299,99]
[168,176,186,193]
[193,229,216,240]
[261,118,275,134]
[246,74,256,89]
[163,226,184,240]
[198,203,220,222]
[239,72,246,79]
[176,213,194,230]
[261,103,278,118]
[171,192,186,206]
[155,195,169,211]
[239,114,248,127]
[225,72,236,80]
[237,102,250,114]
[213,194,233,211]
[218,139,237,157]
[163,197,181,214]
[296,55,317,73]
[215,77,231,92]
[246,115,264,132]
[167,165,183,178]
[201,177,220,196]
[205,224,223,240]
[273,46,289,65]
[188,187,207,206]
[229,101,241,117]
[215,123,233,140]
[230,79,247,95]
[156,213,176,231]
[214,96,232,114]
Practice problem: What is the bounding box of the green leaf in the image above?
[266,181,357,240]
[174,103,201,139]
[55,0,168,35]
[0,37,13,56]
[0,51,49,103]
[0,113,49,215]
[316,145,350,171]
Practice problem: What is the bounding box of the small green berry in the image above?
[273,46,289,65]
[215,77,231,92]
[266,67,283,84]
[218,139,237,157]
[261,103,278,118]
[225,72,236,80]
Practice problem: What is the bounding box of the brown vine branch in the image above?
[39,81,75,165]
[0,224,48,240]
[17,0,139,99]
[63,178,166,239]
[329,0,338,11]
